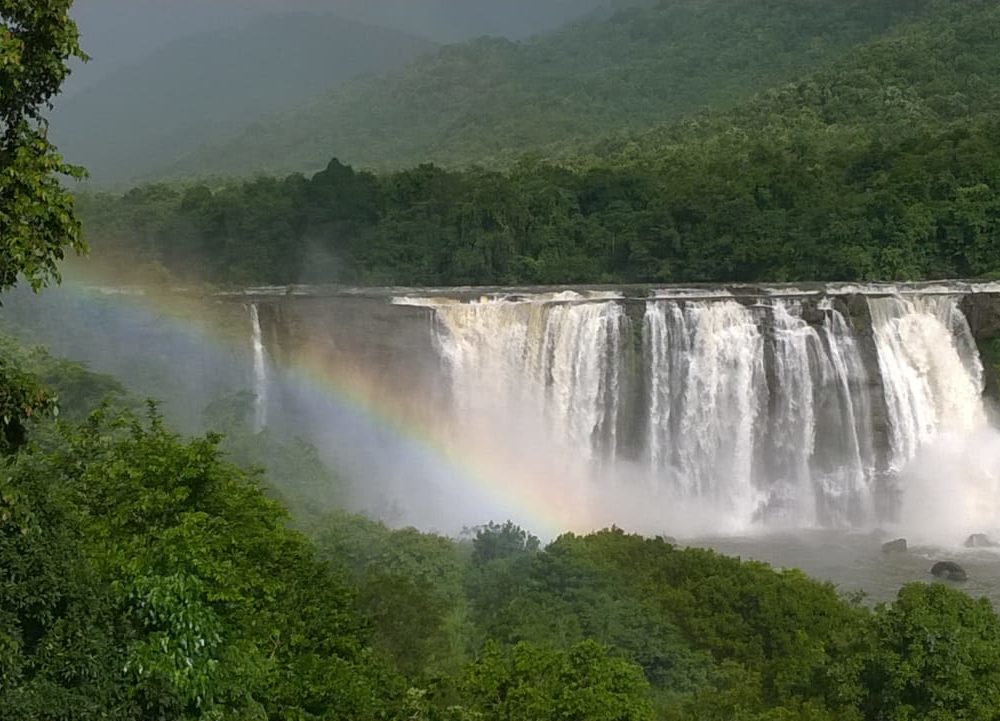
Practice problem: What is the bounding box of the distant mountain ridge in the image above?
[53,12,436,186]
[161,0,938,180]
[590,0,1000,164]
[77,0,1000,291]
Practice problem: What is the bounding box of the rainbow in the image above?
[46,270,592,537]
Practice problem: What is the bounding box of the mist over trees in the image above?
[160,0,935,180]
[56,0,646,185]
[50,14,436,186]
[77,0,1000,287]
[64,0,627,94]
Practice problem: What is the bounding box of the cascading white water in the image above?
[867,295,985,471]
[814,298,876,524]
[767,301,823,516]
[394,289,993,531]
[641,299,878,525]
[428,293,626,466]
[645,300,765,513]
[249,303,269,432]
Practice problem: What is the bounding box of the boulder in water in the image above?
[965,533,999,548]
[930,560,968,582]
[882,538,907,553]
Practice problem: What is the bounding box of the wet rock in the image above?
[799,301,827,326]
[961,293,1000,340]
[965,533,999,548]
[882,538,907,553]
[931,560,968,582]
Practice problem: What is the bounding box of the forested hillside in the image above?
[593,0,1000,160]
[51,13,435,185]
[9,308,994,718]
[78,0,1000,286]
[320,0,641,43]
[5,333,1000,720]
[161,0,933,179]
[62,0,632,103]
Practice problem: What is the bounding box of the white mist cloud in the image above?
[895,427,1000,548]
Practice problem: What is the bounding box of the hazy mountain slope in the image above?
[318,0,643,43]
[53,13,435,186]
[591,0,1000,164]
[164,0,936,179]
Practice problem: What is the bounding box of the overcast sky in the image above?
[66,0,617,95]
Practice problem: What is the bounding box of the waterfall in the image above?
[395,289,994,529]
[814,298,876,524]
[645,300,765,512]
[867,295,985,471]
[249,303,269,432]
[640,299,878,525]
[429,293,626,465]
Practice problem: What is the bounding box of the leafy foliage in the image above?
[2,402,400,719]
[461,639,654,721]
[0,0,86,292]
[861,584,1000,721]
[0,354,54,454]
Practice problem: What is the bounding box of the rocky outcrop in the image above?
[882,538,907,553]
[961,293,1000,340]
[930,560,968,582]
[965,533,999,548]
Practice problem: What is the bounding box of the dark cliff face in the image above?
[961,294,1000,407]
[252,296,438,383]
[240,295,446,427]
[961,293,1000,341]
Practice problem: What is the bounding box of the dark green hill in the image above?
[163,0,935,179]
[52,13,435,186]
[77,0,1000,287]
[592,0,1000,164]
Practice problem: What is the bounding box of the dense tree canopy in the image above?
[80,118,1000,287]
[76,0,1000,288]
[161,0,937,179]
[1,334,1000,720]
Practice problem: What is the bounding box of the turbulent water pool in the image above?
[694,531,1000,606]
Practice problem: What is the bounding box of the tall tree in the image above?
[0,0,86,292]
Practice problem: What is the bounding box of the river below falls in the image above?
[691,531,1000,606]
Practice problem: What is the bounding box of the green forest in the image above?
[163,0,936,178]
[8,1,1000,719]
[7,340,1000,720]
[81,0,1000,286]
